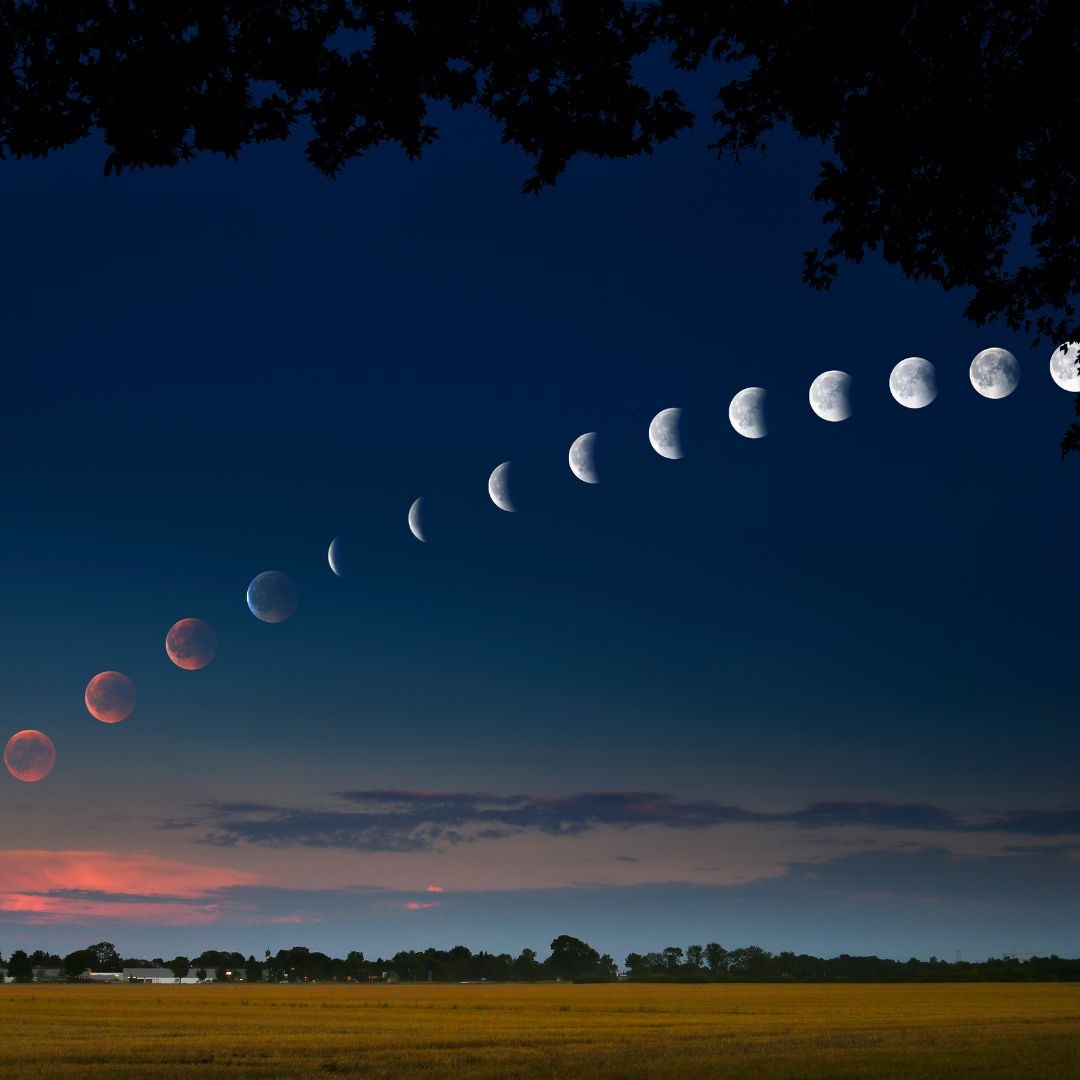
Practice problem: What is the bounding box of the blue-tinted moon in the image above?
[328,537,344,576]
[247,571,299,623]
[969,348,1020,399]
[889,356,937,409]
[648,408,683,459]
[729,387,767,438]
[488,462,515,512]
[408,497,426,542]
[1049,343,1080,392]
[809,370,852,422]
[569,432,599,483]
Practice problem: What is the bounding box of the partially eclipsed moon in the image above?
[247,571,299,623]
[1049,342,1080,392]
[889,356,937,408]
[648,408,683,459]
[488,462,515,512]
[4,729,56,782]
[408,497,425,542]
[85,671,136,724]
[729,387,767,438]
[166,618,217,670]
[569,432,599,483]
[969,348,1020,399]
[809,370,852,422]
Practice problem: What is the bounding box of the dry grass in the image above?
[0,981,1077,1078]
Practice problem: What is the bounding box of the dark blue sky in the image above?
[1,62,1078,963]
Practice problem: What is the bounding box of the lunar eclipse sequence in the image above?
[3,344,1078,786]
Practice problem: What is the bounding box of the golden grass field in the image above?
[1,981,1077,1078]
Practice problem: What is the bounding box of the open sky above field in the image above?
[1,58,1078,964]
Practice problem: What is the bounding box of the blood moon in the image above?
[4,729,56,782]
[85,671,136,724]
[166,618,218,670]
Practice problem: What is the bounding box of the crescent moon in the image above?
[569,432,599,484]
[809,370,852,422]
[488,462,515,512]
[328,536,343,576]
[1049,342,1080,392]
[408,497,426,542]
[889,356,937,408]
[648,408,683,459]
[969,348,1020,399]
[729,387,767,439]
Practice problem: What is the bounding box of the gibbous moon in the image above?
[1049,342,1080,391]
[729,387,767,439]
[648,408,683,459]
[328,536,344,576]
[408,498,426,542]
[969,348,1020,399]
[85,671,136,724]
[4,729,56,782]
[166,618,217,670]
[889,356,937,408]
[569,432,599,483]
[488,462,515,512]
[247,570,299,623]
[809,371,852,422]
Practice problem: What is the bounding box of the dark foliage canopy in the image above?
[1,2,1077,448]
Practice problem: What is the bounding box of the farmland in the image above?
[1,982,1078,1078]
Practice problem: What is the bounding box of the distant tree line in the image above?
[2,937,1079,983]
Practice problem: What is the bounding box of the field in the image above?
[1,982,1078,1078]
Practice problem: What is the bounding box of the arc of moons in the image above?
[969,348,1020,399]
[247,570,299,623]
[488,462,515,512]
[809,370,852,422]
[166,618,218,670]
[569,432,599,483]
[889,356,937,408]
[1049,342,1080,392]
[408,497,426,542]
[4,729,56,782]
[85,671,136,724]
[648,408,683,459]
[729,387,767,438]
[328,536,344,577]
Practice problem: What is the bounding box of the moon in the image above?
[166,618,217,670]
[4,730,56,783]
[969,348,1020,399]
[246,570,299,623]
[1050,342,1080,392]
[328,536,344,576]
[408,498,426,542]
[889,356,937,408]
[648,408,683,459]
[569,432,599,483]
[488,462,515,512]
[809,371,852,422]
[85,671,136,724]
[729,387,767,439]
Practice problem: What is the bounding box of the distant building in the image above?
[32,967,65,981]
[122,967,179,984]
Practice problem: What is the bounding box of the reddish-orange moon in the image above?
[4,729,56,782]
[165,618,218,670]
[85,671,136,724]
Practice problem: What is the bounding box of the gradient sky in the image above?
[1,60,1078,965]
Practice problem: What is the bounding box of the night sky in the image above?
[1,62,1078,965]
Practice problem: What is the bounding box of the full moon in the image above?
[569,432,599,483]
[247,570,299,623]
[328,537,344,576]
[969,347,1020,399]
[85,671,136,724]
[648,408,683,459]
[488,462,515,512]
[165,618,217,670]
[408,497,426,542]
[889,356,937,408]
[729,387,767,439]
[1049,342,1080,392]
[4,729,56,782]
[809,370,852,422]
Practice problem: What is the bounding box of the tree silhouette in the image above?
[1,3,1077,447]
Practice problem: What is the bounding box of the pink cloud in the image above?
[403,901,440,911]
[426,884,444,893]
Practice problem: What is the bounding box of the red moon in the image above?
[85,671,136,724]
[4,729,56,782]
[165,618,218,670]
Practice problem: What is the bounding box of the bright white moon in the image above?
[969,348,1020,399]
[889,356,937,409]
[648,408,683,459]
[488,462,515,512]
[408,497,425,542]
[568,432,599,483]
[808,370,852,422]
[728,387,767,439]
[328,536,343,576]
[1049,342,1080,392]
